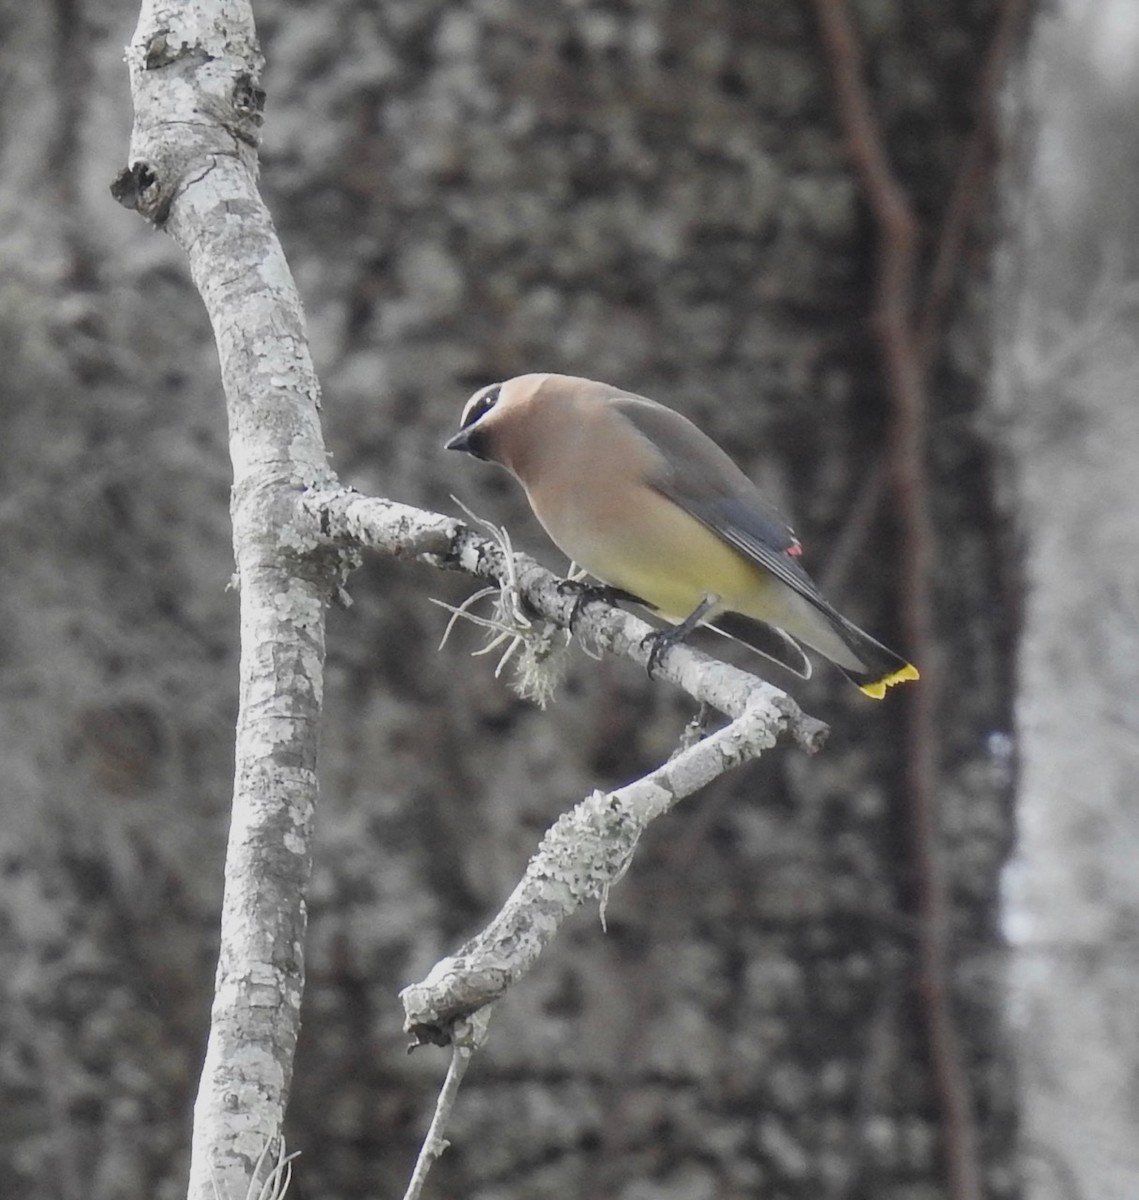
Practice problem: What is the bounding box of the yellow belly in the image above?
[525,479,861,668]
[528,481,773,622]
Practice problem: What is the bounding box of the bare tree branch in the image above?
[302,489,830,744]
[116,3,339,1197]
[400,1026,487,1200]
[400,698,814,1046]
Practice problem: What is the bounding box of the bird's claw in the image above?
[557,579,642,632]
[643,628,682,677]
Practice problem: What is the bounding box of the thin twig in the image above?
[811,4,982,1200]
[401,1036,481,1200]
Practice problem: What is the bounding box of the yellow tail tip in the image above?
[859,663,920,700]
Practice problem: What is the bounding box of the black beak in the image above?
[444,428,472,452]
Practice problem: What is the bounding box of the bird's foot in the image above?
[642,625,688,677]
[557,578,644,632]
[641,593,720,678]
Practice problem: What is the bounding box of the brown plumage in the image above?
[446,373,918,697]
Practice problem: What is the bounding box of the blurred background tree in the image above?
[3,1,1136,1198]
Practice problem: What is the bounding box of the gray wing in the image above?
[611,394,837,613]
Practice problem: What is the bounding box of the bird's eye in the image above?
[460,384,502,430]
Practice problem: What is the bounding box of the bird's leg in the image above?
[677,702,715,752]
[644,594,720,677]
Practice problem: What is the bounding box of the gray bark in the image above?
[120,3,337,1195]
[997,2,1139,1197]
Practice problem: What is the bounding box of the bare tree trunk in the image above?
[997,3,1139,1197]
[117,3,337,1195]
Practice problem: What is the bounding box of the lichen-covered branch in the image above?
[400,700,804,1047]
[115,3,340,1198]
[297,493,827,1196]
[301,488,830,745]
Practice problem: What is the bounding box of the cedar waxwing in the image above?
[445,373,919,698]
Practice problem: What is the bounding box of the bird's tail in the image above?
[825,610,919,699]
[708,612,812,679]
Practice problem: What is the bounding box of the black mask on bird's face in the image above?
[444,382,502,460]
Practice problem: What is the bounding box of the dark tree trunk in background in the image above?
[0,2,1022,1199]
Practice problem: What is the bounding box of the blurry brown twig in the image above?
[916,0,1034,364]
[821,0,1033,601]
